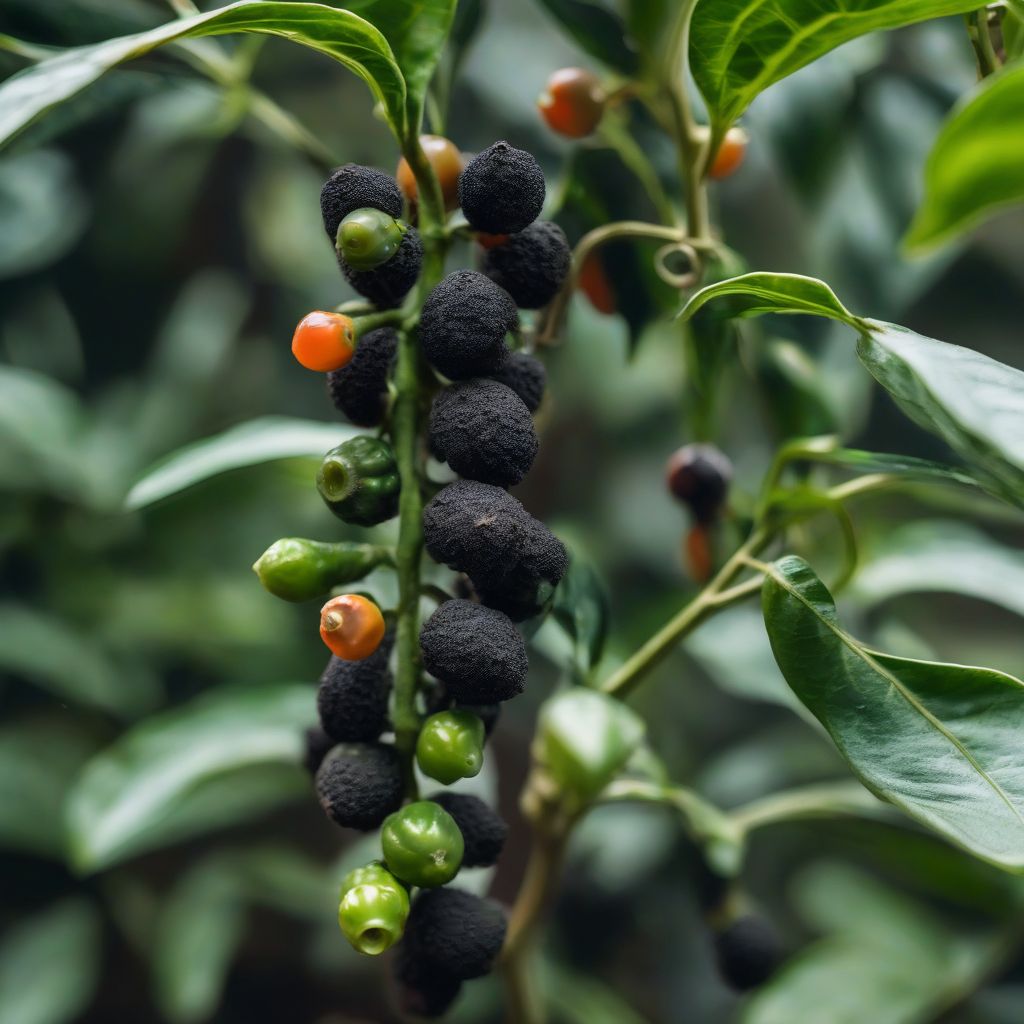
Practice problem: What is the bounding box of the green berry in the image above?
[336,207,406,271]
[416,710,485,785]
[337,878,409,956]
[316,435,400,527]
[339,860,405,898]
[381,800,464,888]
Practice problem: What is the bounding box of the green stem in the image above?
[967,9,1001,77]
[729,781,888,835]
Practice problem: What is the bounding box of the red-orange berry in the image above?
[709,127,748,180]
[292,311,356,372]
[396,135,464,212]
[577,252,615,315]
[475,232,511,251]
[538,68,606,138]
[319,594,386,660]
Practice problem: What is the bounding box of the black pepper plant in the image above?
[5,0,1024,1021]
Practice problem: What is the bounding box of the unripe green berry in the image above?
[381,800,464,888]
[337,879,409,955]
[336,207,406,271]
[416,710,485,785]
[339,860,405,898]
[317,435,400,527]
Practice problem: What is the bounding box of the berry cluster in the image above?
[284,135,569,1015]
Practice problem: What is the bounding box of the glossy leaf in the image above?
[690,0,981,141]
[66,683,315,872]
[125,417,357,510]
[0,1,407,149]
[905,63,1024,251]
[533,0,639,73]
[763,555,1024,870]
[853,520,1024,619]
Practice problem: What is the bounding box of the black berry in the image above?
[419,270,518,380]
[339,226,422,309]
[713,914,785,991]
[665,444,733,524]
[314,742,403,830]
[429,792,508,867]
[490,351,546,413]
[301,725,334,776]
[459,141,545,234]
[429,379,538,486]
[320,164,403,242]
[393,943,462,1018]
[326,326,396,427]
[419,598,527,703]
[404,888,508,980]
[316,637,392,743]
[482,221,570,309]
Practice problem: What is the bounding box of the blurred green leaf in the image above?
[0,1,408,149]
[552,555,610,673]
[755,339,840,440]
[0,900,101,1024]
[906,62,1024,251]
[1005,5,1024,61]
[764,555,1024,870]
[815,447,981,491]
[690,0,981,142]
[532,0,639,73]
[66,683,316,872]
[125,417,357,510]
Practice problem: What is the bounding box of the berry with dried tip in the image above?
[336,207,406,271]
[429,791,507,867]
[315,742,403,830]
[337,876,409,956]
[416,709,485,785]
[397,135,464,211]
[319,594,386,661]
[419,598,528,703]
[709,127,748,180]
[665,443,733,524]
[393,944,462,1018]
[458,141,545,234]
[320,164,403,242]
[404,888,507,980]
[419,270,518,380]
[713,914,785,991]
[381,801,464,888]
[291,311,355,372]
[339,225,423,309]
[316,635,392,743]
[538,67,606,138]
[326,326,396,427]
[482,221,571,309]
[428,379,538,486]
[490,351,546,413]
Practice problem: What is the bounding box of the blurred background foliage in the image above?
[1,1,1024,1022]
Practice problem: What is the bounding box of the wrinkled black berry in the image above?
[429,792,507,867]
[405,888,508,980]
[665,444,733,524]
[326,327,396,427]
[393,943,462,1018]
[314,742,403,830]
[482,221,570,309]
[321,164,403,242]
[429,379,538,486]
[419,598,527,703]
[459,141,545,234]
[302,725,334,776]
[490,351,546,413]
[423,480,568,620]
[713,914,785,991]
[419,270,518,380]
[339,227,422,309]
[316,637,392,743]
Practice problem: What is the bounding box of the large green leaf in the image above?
[690,0,981,141]
[125,416,356,510]
[905,62,1024,251]
[763,555,1024,870]
[0,1,407,149]
[65,683,315,872]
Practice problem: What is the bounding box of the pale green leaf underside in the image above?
[906,62,1024,250]
[690,0,982,139]
[0,1,406,150]
[125,416,357,510]
[763,555,1024,870]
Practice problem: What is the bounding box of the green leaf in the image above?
[905,62,1024,251]
[816,448,982,492]
[0,1,407,149]
[65,683,316,872]
[532,0,639,73]
[125,416,357,510]
[551,556,610,673]
[679,272,862,328]
[853,520,1024,620]
[342,0,456,136]
[690,0,981,141]
[763,555,1024,870]
[0,900,101,1024]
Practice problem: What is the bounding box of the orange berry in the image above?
[709,127,748,180]
[538,68,606,139]
[292,311,356,372]
[685,525,713,584]
[577,252,615,315]
[396,135,464,211]
[475,232,510,251]
[319,594,386,660]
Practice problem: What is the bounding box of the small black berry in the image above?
[404,888,508,980]
[490,351,546,413]
[301,725,334,776]
[314,742,403,830]
[419,598,528,703]
[326,326,396,427]
[429,792,508,867]
[320,164,403,242]
[713,914,785,991]
[482,221,570,308]
[393,943,462,1018]
[339,226,422,309]
[419,270,518,380]
[316,637,392,743]
[429,379,538,486]
[665,444,733,524]
[459,141,545,234]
